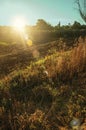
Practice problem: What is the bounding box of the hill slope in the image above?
[0,40,68,78]
[0,42,86,129]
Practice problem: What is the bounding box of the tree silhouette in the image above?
[76,0,86,22]
[36,19,53,30]
[72,21,81,29]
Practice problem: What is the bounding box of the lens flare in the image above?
[27,39,33,46]
[12,16,26,32]
[24,34,28,40]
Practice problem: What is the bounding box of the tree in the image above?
[72,21,81,29]
[54,21,61,30]
[76,0,86,22]
[36,19,53,31]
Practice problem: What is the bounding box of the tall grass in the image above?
[0,43,86,129]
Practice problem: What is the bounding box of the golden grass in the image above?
[0,43,86,130]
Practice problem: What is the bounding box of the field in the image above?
[0,29,86,130]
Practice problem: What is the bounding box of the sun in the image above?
[12,16,26,32]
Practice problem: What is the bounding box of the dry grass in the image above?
[0,42,86,130]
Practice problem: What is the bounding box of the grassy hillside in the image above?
[0,41,86,129]
[0,38,72,78]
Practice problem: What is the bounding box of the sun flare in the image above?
[12,17,26,32]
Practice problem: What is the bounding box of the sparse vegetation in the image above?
[0,0,86,129]
[0,37,86,129]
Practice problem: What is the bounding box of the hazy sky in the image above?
[0,0,84,26]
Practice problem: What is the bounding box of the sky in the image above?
[0,0,85,26]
